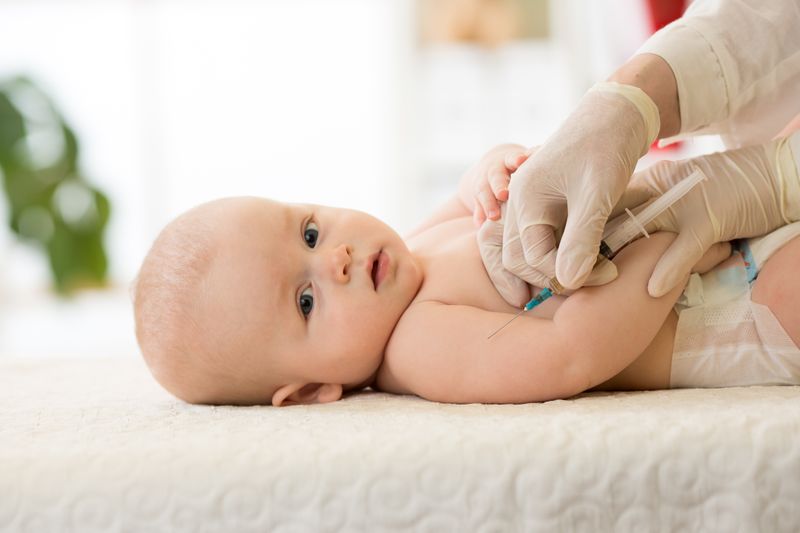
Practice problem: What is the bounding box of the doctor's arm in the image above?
[478,0,800,308]
[637,0,800,146]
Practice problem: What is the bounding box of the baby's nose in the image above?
[324,243,352,283]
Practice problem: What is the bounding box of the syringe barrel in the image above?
[603,218,641,254]
[602,167,706,255]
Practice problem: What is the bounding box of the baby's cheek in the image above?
[338,301,380,327]
[336,301,393,340]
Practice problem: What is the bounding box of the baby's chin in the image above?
[344,360,382,391]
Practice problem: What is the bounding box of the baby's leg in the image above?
[751,236,800,346]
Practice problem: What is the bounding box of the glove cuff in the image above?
[779,132,800,222]
[590,82,661,155]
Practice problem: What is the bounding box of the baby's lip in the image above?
[367,250,381,290]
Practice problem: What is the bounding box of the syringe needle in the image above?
[487,282,560,339]
[487,308,526,339]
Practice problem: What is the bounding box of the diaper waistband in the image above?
[676,221,800,312]
[745,220,800,273]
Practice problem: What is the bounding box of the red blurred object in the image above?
[651,138,680,153]
[644,0,688,153]
[644,0,687,33]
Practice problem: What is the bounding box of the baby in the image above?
[133,144,800,406]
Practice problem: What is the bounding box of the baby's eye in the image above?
[299,286,314,317]
[304,220,319,248]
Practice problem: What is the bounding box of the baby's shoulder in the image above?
[404,216,473,252]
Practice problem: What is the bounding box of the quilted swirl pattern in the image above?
[1,358,799,532]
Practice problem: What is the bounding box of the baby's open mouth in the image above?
[367,248,389,290]
[371,253,380,290]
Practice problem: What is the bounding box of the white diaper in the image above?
[670,222,800,388]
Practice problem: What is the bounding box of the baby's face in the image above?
[201,197,422,405]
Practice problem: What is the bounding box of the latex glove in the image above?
[479,82,661,304]
[629,135,800,297]
[479,187,656,307]
[457,144,531,227]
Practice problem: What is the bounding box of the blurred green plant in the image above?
[0,77,110,295]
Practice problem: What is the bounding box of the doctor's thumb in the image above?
[491,268,532,309]
[478,218,531,308]
[556,220,609,290]
[583,257,618,287]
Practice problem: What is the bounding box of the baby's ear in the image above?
[272,383,343,407]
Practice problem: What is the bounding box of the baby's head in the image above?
[133,196,423,406]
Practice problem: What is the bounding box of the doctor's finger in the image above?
[516,223,559,278]
[489,262,532,308]
[556,196,614,289]
[502,243,556,290]
[648,231,709,298]
[478,219,531,307]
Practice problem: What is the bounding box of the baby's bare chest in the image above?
[406,217,562,316]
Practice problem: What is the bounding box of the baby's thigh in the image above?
[751,235,800,346]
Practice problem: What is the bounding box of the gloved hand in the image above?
[478,187,656,306]
[478,81,661,305]
[629,134,800,297]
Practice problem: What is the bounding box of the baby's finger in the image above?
[473,205,487,227]
[504,150,529,171]
[692,241,732,274]
[477,186,501,220]
[488,162,510,202]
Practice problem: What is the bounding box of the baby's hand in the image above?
[459,144,535,227]
[691,241,732,274]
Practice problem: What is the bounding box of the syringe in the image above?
[487,168,707,339]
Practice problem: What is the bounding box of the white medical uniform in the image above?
[637,0,800,149]
[631,0,800,387]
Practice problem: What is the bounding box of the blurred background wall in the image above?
[0,0,707,359]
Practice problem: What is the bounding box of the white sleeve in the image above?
[785,131,800,221]
[636,0,800,148]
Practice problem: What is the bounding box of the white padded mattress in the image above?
[1,357,799,532]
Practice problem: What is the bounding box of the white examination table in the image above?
[1,357,799,532]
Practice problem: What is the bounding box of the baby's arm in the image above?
[388,232,688,404]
